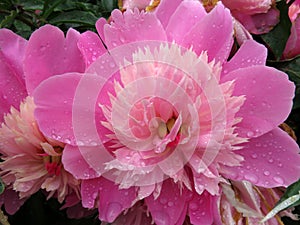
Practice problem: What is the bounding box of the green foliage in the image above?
[0,0,118,38]
[0,178,5,195]
[277,179,300,210]
[261,0,292,60]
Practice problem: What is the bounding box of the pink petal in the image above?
[24,25,85,94]
[221,128,300,188]
[165,0,206,44]
[0,189,26,215]
[188,191,214,225]
[95,18,107,42]
[33,73,105,146]
[104,8,167,50]
[0,29,27,119]
[145,179,189,225]
[62,145,100,180]
[283,16,300,59]
[77,31,107,67]
[182,3,233,62]
[155,0,183,28]
[95,177,137,222]
[222,40,267,75]
[222,66,295,138]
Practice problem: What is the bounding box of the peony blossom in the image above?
[0,26,85,208]
[32,0,300,224]
[283,0,300,58]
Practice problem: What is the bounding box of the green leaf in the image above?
[0,10,17,28]
[276,179,300,210]
[101,0,118,12]
[49,10,98,26]
[261,1,291,60]
[0,178,5,195]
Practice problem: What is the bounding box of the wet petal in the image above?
[166,0,206,44]
[0,29,27,119]
[104,8,167,50]
[145,179,189,225]
[182,3,233,62]
[24,25,85,94]
[154,0,183,28]
[62,145,100,180]
[96,177,137,222]
[33,73,105,146]
[222,128,300,188]
[222,66,295,138]
[77,31,107,67]
[188,191,214,225]
[222,40,267,75]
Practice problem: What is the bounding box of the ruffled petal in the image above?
[24,25,85,94]
[0,29,27,119]
[104,8,167,50]
[222,66,295,138]
[182,3,233,63]
[165,0,206,44]
[145,179,189,225]
[221,128,300,188]
[283,16,300,59]
[222,40,267,75]
[188,191,214,225]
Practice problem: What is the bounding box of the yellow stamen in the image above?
[158,122,167,138]
[146,0,160,12]
[166,118,175,132]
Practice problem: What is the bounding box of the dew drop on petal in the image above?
[273,176,284,185]
[263,170,270,176]
[244,174,258,183]
[106,202,122,222]
[251,153,258,159]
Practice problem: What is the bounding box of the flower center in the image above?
[146,0,160,11]
[158,118,175,139]
[202,0,219,11]
[42,146,63,176]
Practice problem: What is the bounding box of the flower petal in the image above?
[222,66,295,138]
[222,40,267,75]
[165,0,206,44]
[0,29,27,119]
[154,0,183,28]
[221,128,300,188]
[104,8,167,50]
[62,145,100,180]
[145,179,189,225]
[24,25,85,94]
[188,191,214,225]
[33,73,106,146]
[96,177,137,222]
[182,3,233,62]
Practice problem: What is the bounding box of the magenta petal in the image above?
[0,29,27,119]
[222,40,267,75]
[33,73,106,147]
[283,16,300,59]
[222,128,300,188]
[222,66,295,138]
[155,0,183,28]
[166,0,206,44]
[182,3,233,62]
[62,145,99,180]
[145,179,189,225]
[96,177,136,222]
[24,25,85,94]
[0,189,26,215]
[104,8,167,49]
[188,191,214,225]
[77,31,107,67]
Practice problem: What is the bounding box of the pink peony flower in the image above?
[0,25,86,208]
[120,0,152,10]
[283,0,300,58]
[32,1,300,224]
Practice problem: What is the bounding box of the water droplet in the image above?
[268,158,274,163]
[278,163,283,168]
[273,176,284,185]
[247,131,254,137]
[263,170,270,176]
[160,198,167,204]
[189,202,198,210]
[167,201,174,207]
[2,95,7,99]
[244,174,258,183]
[64,138,71,144]
[251,153,258,159]
[106,202,122,222]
